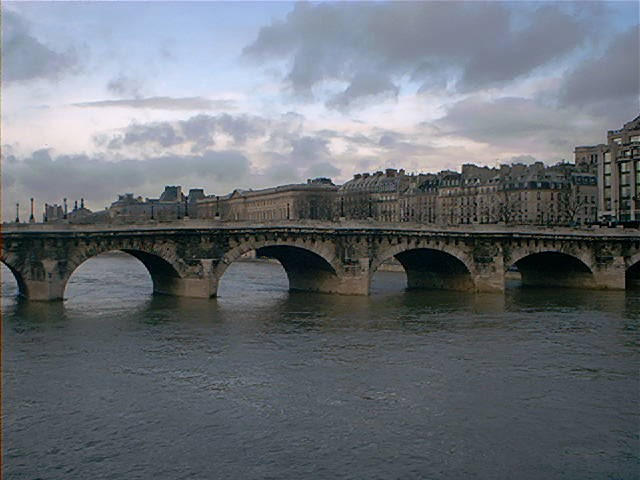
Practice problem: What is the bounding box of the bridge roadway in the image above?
[2,220,639,301]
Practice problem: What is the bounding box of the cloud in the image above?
[290,135,330,163]
[108,122,183,149]
[244,2,591,99]
[104,114,267,151]
[559,25,639,116]
[1,148,252,218]
[326,71,399,110]
[2,9,78,82]
[433,96,608,159]
[73,96,235,111]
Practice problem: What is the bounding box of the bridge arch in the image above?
[215,239,343,295]
[1,259,28,298]
[64,248,185,298]
[507,250,595,289]
[372,244,475,292]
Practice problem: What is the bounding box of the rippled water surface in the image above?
[2,253,639,479]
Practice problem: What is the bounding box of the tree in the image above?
[485,189,522,224]
[558,186,586,225]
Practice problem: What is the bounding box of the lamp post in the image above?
[29,198,35,223]
[15,203,19,223]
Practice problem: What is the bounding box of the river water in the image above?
[2,253,639,479]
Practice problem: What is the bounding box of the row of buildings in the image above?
[42,115,639,227]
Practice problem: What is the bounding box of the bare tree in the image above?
[485,189,522,224]
[558,186,586,225]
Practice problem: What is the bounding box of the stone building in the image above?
[338,161,596,226]
[43,203,65,222]
[195,178,338,221]
[574,144,605,175]
[108,186,189,223]
[339,169,414,222]
[66,199,95,223]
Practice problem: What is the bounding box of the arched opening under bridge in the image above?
[509,251,594,289]
[64,251,154,300]
[373,248,474,292]
[65,249,184,299]
[1,262,24,300]
[626,260,640,289]
[216,244,341,297]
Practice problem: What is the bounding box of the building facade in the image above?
[580,115,640,223]
[195,178,338,221]
[336,162,596,226]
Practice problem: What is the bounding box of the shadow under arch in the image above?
[626,259,640,289]
[1,260,27,298]
[65,249,182,298]
[508,251,594,289]
[373,247,474,291]
[216,243,341,295]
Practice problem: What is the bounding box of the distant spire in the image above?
[63,198,68,219]
[74,200,78,211]
[15,203,19,223]
[80,198,84,209]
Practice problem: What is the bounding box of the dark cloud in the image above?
[458,5,586,90]
[2,10,78,82]
[74,96,235,111]
[211,113,267,144]
[433,96,609,160]
[326,71,399,110]
[2,148,252,216]
[290,136,330,163]
[244,2,590,98]
[560,25,639,115]
[437,97,576,142]
[108,122,184,149]
[105,113,267,151]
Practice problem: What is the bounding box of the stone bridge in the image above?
[1,221,639,300]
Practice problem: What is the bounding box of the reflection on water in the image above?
[2,255,639,480]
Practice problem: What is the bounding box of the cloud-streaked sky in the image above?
[2,1,638,220]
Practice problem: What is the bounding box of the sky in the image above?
[2,1,639,220]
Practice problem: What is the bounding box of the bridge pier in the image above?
[19,259,69,301]
[592,256,626,290]
[472,271,505,293]
[334,261,370,295]
[152,259,218,298]
[21,278,66,301]
[152,274,217,298]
